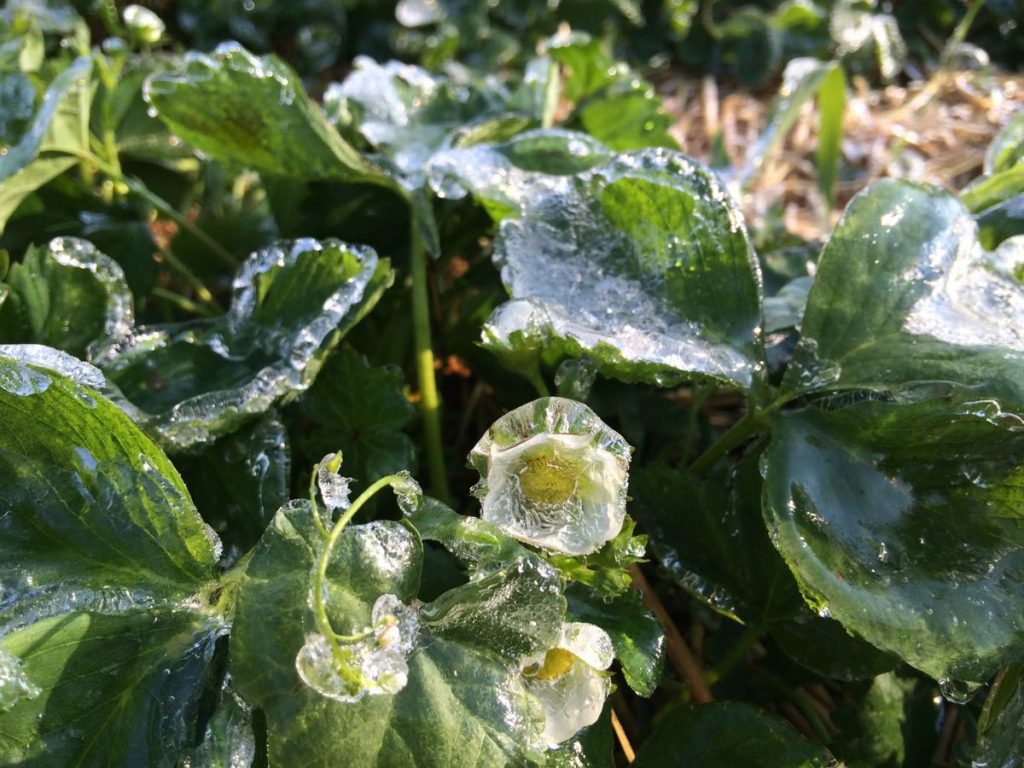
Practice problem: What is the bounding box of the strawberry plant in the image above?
[2,1,1024,766]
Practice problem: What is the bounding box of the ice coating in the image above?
[0,345,106,395]
[483,148,763,391]
[469,397,631,555]
[426,129,609,215]
[521,622,614,747]
[46,237,135,363]
[317,453,352,512]
[0,649,41,712]
[296,594,418,703]
[391,470,423,515]
[791,181,1024,403]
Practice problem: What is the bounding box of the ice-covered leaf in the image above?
[485,150,764,391]
[427,128,611,220]
[763,275,813,333]
[301,348,415,485]
[787,180,1024,407]
[469,397,631,556]
[632,702,831,767]
[182,680,256,768]
[0,237,133,359]
[325,57,513,187]
[0,351,224,764]
[143,43,382,184]
[764,396,1024,684]
[103,238,393,450]
[231,499,577,766]
[976,193,1024,250]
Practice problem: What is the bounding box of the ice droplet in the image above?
[939,677,985,704]
[392,471,423,515]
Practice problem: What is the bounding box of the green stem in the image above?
[525,363,551,398]
[942,0,985,67]
[689,406,762,475]
[70,148,238,278]
[409,209,451,504]
[120,176,239,269]
[312,474,405,677]
[689,394,790,475]
[155,244,221,313]
[682,382,714,463]
[704,624,764,685]
[151,286,217,317]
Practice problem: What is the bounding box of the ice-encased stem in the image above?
[312,473,406,687]
[409,208,451,503]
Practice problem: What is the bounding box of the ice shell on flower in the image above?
[522,622,614,747]
[295,594,418,703]
[469,397,631,555]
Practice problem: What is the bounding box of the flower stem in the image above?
[689,406,762,475]
[312,474,405,671]
[409,208,451,503]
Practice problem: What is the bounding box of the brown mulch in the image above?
[659,69,1024,241]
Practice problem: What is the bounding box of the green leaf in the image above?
[764,398,1024,684]
[231,500,564,766]
[0,156,78,235]
[545,32,674,152]
[484,150,764,392]
[630,453,799,625]
[985,109,1024,175]
[177,411,291,559]
[0,350,223,764]
[961,164,1024,214]
[301,347,415,485]
[976,192,1024,250]
[0,237,133,358]
[787,180,1024,406]
[975,664,1024,767]
[565,585,664,697]
[103,238,393,450]
[632,702,831,767]
[144,43,382,185]
[830,671,939,768]
[0,56,92,183]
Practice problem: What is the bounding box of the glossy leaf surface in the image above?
[144,43,380,183]
[764,399,1024,683]
[788,180,1024,406]
[0,351,223,764]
